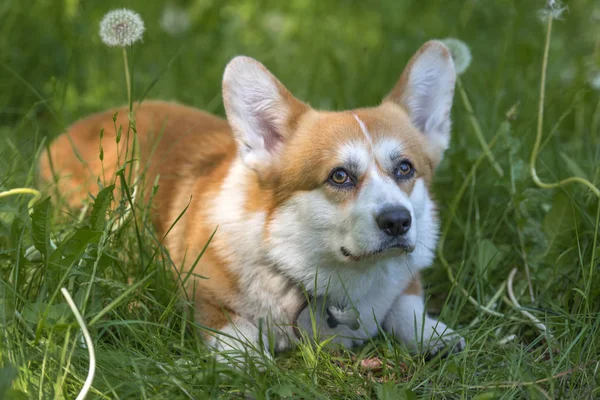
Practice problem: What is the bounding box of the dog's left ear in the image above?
[384,41,456,163]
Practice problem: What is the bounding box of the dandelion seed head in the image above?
[537,0,568,22]
[99,8,145,47]
[589,71,600,91]
[262,11,286,35]
[592,8,600,23]
[440,38,472,75]
[160,5,191,37]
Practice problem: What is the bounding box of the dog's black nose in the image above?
[376,207,412,236]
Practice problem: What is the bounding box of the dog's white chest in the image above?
[295,258,417,345]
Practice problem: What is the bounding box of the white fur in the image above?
[338,142,370,175]
[408,178,438,269]
[383,294,465,355]
[374,137,404,170]
[208,161,306,351]
[207,315,273,368]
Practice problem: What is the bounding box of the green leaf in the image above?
[89,270,156,326]
[3,389,28,400]
[9,216,25,253]
[30,197,51,259]
[9,217,26,285]
[376,382,411,400]
[22,302,70,325]
[475,239,503,279]
[89,184,114,231]
[49,227,102,268]
[404,388,417,400]
[542,192,579,257]
[560,152,589,181]
[445,359,462,375]
[269,383,297,397]
[0,284,16,325]
[0,365,17,397]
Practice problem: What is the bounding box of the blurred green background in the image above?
[1,0,600,398]
[1,0,598,133]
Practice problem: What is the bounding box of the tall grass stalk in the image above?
[530,14,600,198]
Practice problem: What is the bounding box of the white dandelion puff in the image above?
[262,11,286,35]
[99,8,145,47]
[537,0,568,22]
[584,58,600,91]
[440,38,472,75]
[592,8,600,23]
[160,4,191,37]
[588,71,600,91]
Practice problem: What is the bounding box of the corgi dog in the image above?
[40,40,465,366]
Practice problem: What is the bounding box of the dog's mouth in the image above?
[340,242,414,262]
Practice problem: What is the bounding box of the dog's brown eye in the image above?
[394,161,414,179]
[328,168,352,186]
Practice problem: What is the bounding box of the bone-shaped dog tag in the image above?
[326,305,360,330]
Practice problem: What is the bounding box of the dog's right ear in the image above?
[384,41,457,164]
[223,56,309,173]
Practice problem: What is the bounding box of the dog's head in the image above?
[222,41,456,285]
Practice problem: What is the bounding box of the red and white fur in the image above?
[40,41,465,367]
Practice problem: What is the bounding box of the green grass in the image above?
[1,0,600,398]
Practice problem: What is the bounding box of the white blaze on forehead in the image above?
[353,114,374,151]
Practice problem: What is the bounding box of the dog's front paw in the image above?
[207,319,273,372]
[422,328,465,359]
[383,293,465,358]
[418,321,465,359]
[213,345,273,372]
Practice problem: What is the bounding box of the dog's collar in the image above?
[291,298,361,339]
[280,266,361,338]
[326,304,360,331]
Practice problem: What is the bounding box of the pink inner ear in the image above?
[259,113,284,153]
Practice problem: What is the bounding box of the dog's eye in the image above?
[328,168,352,186]
[394,161,414,179]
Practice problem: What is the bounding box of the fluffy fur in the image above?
[39,40,465,367]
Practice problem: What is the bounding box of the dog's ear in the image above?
[384,41,456,163]
[223,56,309,172]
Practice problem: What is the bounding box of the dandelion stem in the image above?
[506,268,551,337]
[122,47,131,107]
[530,15,600,198]
[0,188,42,212]
[61,287,96,400]
[457,77,504,177]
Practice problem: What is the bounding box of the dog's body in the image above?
[40,41,465,365]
